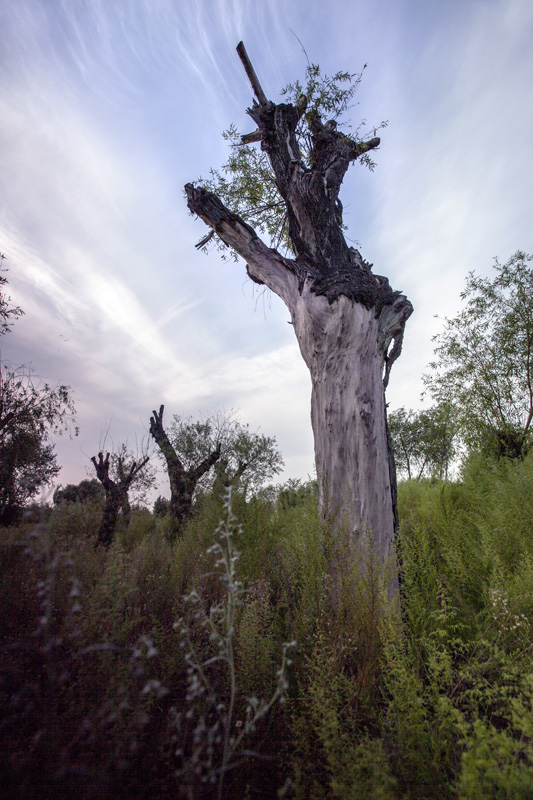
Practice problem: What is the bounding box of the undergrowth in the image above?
[1,456,532,798]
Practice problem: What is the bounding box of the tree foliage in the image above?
[0,262,76,524]
[53,478,104,506]
[0,363,76,525]
[153,495,170,517]
[388,406,456,480]
[424,251,533,459]
[165,410,284,497]
[198,63,386,256]
[0,255,23,336]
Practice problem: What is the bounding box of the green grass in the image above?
[1,459,533,798]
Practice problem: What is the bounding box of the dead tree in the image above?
[149,405,221,538]
[91,451,149,547]
[185,43,413,597]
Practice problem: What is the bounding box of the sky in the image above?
[1,0,532,502]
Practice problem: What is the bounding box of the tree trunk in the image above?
[121,492,131,527]
[184,43,413,598]
[98,487,124,548]
[92,452,149,547]
[296,293,397,566]
[185,182,410,594]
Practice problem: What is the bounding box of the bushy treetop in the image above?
[424,251,533,459]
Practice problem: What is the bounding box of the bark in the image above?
[185,43,413,597]
[92,452,149,547]
[149,405,221,538]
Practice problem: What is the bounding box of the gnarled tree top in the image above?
[187,43,410,318]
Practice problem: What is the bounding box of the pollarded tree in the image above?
[91,451,150,547]
[149,405,222,538]
[149,405,283,537]
[108,442,158,523]
[424,251,533,460]
[185,44,412,595]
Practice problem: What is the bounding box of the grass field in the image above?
[2,452,533,799]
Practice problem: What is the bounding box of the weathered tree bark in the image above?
[149,405,221,539]
[185,43,413,597]
[92,452,149,547]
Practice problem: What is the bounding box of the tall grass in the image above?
[1,459,532,798]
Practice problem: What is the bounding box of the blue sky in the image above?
[1,0,532,498]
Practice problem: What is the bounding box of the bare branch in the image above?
[241,129,262,144]
[236,42,268,106]
[150,404,184,471]
[185,183,300,307]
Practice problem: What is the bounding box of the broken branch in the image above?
[236,41,268,106]
[241,129,262,144]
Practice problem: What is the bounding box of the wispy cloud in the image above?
[1,0,532,494]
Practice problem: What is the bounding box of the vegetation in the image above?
[388,405,456,480]
[53,478,104,506]
[2,45,532,796]
[0,264,76,526]
[0,254,23,335]
[2,244,533,796]
[150,405,283,538]
[199,63,385,256]
[0,401,59,525]
[2,456,533,798]
[424,251,533,459]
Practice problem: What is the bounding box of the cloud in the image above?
[1,0,533,495]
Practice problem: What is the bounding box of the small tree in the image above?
[277,477,318,510]
[424,251,533,459]
[0,265,75,524]
[153,495,170,518]
[53,478,104,505]
[91,451,150,547]
[108,442,157,521]
[207,418,284,498]
[0,363,76,525]
[388,406,456,480]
